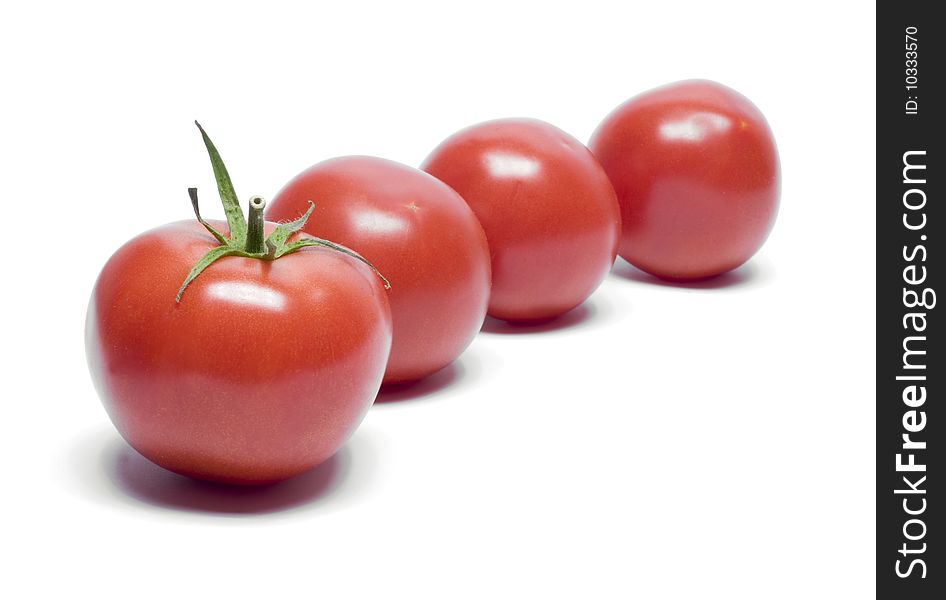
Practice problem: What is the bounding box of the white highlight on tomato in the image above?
[207,281,287,311]
[352,209,408,235]
[484,152,540,178]
[659,112,730,142]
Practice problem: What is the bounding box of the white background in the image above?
[1,1,875,598]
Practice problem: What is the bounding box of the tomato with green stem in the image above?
[86,123,392,485]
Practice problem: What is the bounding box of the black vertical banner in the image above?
[877,1,943,598]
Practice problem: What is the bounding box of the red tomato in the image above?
[86,220,392,484]
[86,123,392,485]
[268,157,491,384]
[421,119,621,322]
[589,80,780,280]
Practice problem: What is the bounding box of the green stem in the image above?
[177,125,390,301]
[245,196,266,254]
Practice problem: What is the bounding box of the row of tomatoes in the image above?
[86,80,780,485]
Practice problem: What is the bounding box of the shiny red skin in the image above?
[589,80,780,280]
[268,157,491,384]
[86,220,392,485]
[421,119,621,322]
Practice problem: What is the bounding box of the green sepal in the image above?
[265,201,316,257]
[188,187,228,245]
[195,121,247,243]
[279,238,391,289]
[176,245,240,302]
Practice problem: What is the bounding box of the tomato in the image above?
[85,125,392,485]
[589,80,780,280]
[268,157,491,384]
[421,119,621,322]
